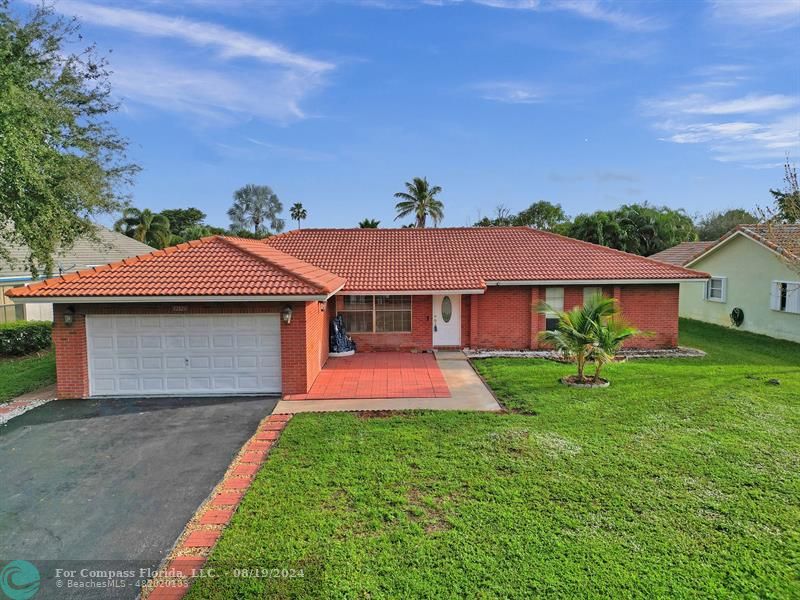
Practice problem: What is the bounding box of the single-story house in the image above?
[7,227,707,399]
[651,224,800,343]
[0,226,152,324]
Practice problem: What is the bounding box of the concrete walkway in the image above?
[274,351,502,413]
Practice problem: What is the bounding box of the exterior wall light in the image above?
[319,301,326,312]
[63,306,75,326]
[281,305,293,325]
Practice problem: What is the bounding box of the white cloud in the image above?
[646,93,798,116]
[111,59,323,123]
[55,0,333,72]
[642,66,800,167]
[426,0,662,31]
[38,1,336,124]
[710,0,800,27]
[474,81,547,104]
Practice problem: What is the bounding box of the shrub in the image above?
[0,321,53,356]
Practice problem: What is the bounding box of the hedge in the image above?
[0,320,53,356]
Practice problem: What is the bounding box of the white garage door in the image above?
[87,314,281,396]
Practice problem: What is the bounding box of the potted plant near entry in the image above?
[538,294,640,388]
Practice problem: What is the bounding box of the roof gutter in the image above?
[8,294,331,304]
[337,289,486,296]
[484,278,708,286]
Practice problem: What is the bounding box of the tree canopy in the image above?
[358,218,380,228]
[565,203,696,256]
[474,201,567,230]
[227,184,285,236]
[696,209,757,241]
[768,159,799,224]
[113,208,171,249]
[159,208,207,234]
[0,2,138,276]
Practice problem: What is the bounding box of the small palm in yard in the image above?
[592,316,640,382]
[539,294,639,385]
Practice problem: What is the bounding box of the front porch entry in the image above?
[283,352,450,401]
[432,294,461,347]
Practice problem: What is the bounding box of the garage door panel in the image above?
[213,335,234,348]
[87,314,281,397]
[165,336,185,349]
[141,336,162,349]
[119,357,140,370]
[213,356,235,369]
[93,357,115,371]
[140,356,162,370]
[188,336,209,348]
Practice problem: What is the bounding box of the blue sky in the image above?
[27,0,800,229]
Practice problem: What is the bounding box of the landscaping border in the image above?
[464,346,706,361]
[140,412,292,600]
[0,385,57,425]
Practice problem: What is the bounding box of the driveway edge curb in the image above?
[140,412,292,600]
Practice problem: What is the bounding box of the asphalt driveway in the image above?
[0,395,277,599]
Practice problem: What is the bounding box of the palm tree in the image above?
[228,184,285,236]
[592,318,640,382]
[393,177,444,228]
[289,203,307,229]
[358,218,380,228]
[538,294,624,383]
[114,208,171,248]
[180,225,213,242]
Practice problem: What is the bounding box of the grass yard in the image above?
[0,349,55,403]
[188,320,799,599]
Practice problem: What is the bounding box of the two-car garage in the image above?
[86,314,282,397]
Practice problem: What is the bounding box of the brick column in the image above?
[470,294,479,349]
[53,305,90,399]
[529,287,539,349]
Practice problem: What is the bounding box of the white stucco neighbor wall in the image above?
[679,234,800,343]
[25,302,54,322]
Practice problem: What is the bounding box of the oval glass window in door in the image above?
[441,296,452,323]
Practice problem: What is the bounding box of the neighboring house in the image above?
[0,227,152,324]
[7,227,706,400]
[651,224,800,343]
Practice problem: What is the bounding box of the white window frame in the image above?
[583,287,602,303]
[704,277,727,303]
[771,281,800,315]
[339,295,413,333]
[545,287,564,331]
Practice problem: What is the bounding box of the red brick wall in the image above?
[465,283,680,350]
[51,302,318,400]
[617,284,679,348]
[472,286,531,349]
[334,295,433,351]
[52,306,89,400]
[304,301,329,388]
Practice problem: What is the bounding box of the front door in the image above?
[432,295,461,347]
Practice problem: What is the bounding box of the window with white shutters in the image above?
[771,281,800,314]
[704,277,726,303]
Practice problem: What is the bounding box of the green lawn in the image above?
[188,320,799,599]
[0,348,55,403]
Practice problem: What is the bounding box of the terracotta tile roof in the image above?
[683,223,800,267]
[649,241,716,266]
[7,236,345,299]
[265,227,707,291]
